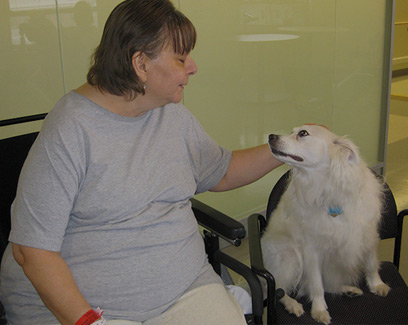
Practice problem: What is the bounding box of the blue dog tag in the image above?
[329,206,343,217]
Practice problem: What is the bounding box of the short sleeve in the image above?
[180,108,231,194]
[9,111,86,252]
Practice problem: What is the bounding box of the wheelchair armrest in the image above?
[398,209,408,226]
[214,250,264,322]
[191,198,246,246]
[395,209,408,268]
[248,213,268,272]
[0,300,6,325]
[248,213,284,325]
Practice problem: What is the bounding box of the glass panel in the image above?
[58,0,122,91]
[0,0,391,219]
[0,1,122,138]
[0,0,64,138]
[333,0,388,166]
[180,0,390,217]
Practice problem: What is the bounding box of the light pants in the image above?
[108,283,247,325]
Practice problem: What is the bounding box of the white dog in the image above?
[261,125,390,324]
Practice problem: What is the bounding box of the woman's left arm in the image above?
[210,144,283,192]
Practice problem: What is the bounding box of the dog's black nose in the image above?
[269,134,278,142]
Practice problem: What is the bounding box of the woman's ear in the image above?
[132,52,149,82]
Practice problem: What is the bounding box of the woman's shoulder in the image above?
[39,92,96,143]
[163,102,190,114]
[52,91,97,119]
[160,102,198,124]
[44,92,87,124]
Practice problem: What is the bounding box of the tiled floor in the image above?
[223,73,408,289]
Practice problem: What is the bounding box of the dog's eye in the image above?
[298,130,309,137]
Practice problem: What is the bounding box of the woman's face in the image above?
[145,44,198,106]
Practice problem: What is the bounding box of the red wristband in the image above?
[75,309,101,325]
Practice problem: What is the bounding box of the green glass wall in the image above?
[182,0,393,217]
[0,0,393,219]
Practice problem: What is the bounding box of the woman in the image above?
[0,0,282,324]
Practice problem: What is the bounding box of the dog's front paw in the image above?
[341,285,363,297]
[372,283,390,297]
[281,295,304,317]
[311,308,331,325]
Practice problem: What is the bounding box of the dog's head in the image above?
[269,125,360,169]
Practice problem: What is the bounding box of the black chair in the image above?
[248,169,408,324]
[0,116,264,324]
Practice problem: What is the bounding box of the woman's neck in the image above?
[74,83,152,117]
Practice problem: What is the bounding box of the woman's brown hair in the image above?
[87,0,196,100]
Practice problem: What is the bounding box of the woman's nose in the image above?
[186,55,198,76]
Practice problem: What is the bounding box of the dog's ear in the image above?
[333,137,360,165]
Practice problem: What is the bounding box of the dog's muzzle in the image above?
[268,134,280,152]
[268,134,304,162]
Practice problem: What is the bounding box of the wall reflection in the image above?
[1,1,61,121]
[0,0,114,138]
[60,0,100,87]
[182,0,390,218]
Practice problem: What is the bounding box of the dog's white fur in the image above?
[262,125,390,324]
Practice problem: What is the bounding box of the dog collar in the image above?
[329,206,343,217]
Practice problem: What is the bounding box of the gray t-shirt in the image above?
[0,92,232,324]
